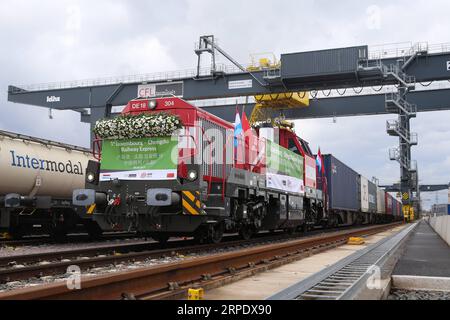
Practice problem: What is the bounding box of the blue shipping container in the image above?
[323,155,359,212]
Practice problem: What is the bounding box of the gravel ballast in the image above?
[388,289,450,300]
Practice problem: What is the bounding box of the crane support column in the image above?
[386,44,428,220]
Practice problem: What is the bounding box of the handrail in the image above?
[92,136,102,161]
[9,42,450,94]
[222,133,235,201]
[201,129,214,199]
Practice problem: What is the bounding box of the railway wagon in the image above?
[396,199,404,219]
[385,192,403,222]
[385,192,394,216]
[322,155,372,225]
[375,187,391,223]
[359,175,378,223]
[322,155,393,225]
[0,130,98,239]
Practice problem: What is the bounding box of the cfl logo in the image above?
[366,265,382,290]
[66,265,81,290]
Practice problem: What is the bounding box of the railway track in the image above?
[268,223,417,300]
[0,224,389,283]
[0,232,138,248]
[0,222,403,300]
[0,228,341,283]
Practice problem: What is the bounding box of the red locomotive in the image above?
[73,96,401,243]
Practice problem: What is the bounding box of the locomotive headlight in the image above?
[148,100,157,109]
[87,173,96,183]
[187,170,198,182]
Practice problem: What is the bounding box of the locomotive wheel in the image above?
[9,227,24,240]
[239,225,253,241]
[84,221,103,240]
[286,227,296,235]
[50,227,68,243]
[152,234,170,245]
[209,223,224,244]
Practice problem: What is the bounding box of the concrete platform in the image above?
[393,221,450,278]
[392,275,450,292]
[204,225,408,300]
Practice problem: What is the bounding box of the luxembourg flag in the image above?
[316,148,323,175]
[316,148,325,176]
[234,107,243,147]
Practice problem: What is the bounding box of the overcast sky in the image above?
[1,0,449,208]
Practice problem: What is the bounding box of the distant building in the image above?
[431,204,450,216]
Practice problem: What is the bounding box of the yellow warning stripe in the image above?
[87,204,96,215]
[194,191,201,208]
[184,191,196,202]
[183,199,199,215]
[182,191,201,215]
[1,233,12,240]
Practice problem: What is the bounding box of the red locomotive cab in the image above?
[93,98,200,179]
[118,97,234,188]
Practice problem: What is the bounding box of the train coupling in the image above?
[73,189,180,208]
[73,189,107,207]
[147,189,180,207]
[4,194,52,209]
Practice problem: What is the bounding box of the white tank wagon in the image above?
[0,131,91,198]
[0,130,99,239]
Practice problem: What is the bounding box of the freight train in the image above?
[0,130,101,239]
[73,97,403,244]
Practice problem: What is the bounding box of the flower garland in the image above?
[93,113,182,140]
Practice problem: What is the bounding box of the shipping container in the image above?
[395,200,402,217]
[368,180,377,213]
[360,175,369,213]
[281,45,368,82]
[323,155,359,212]
[385,193,393,215]
[376,188,386,214]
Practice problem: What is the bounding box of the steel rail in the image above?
[0,223,402,300]
[0,233,289,282]
[0,232,139,248]
[0,226,362,282]
[0,224,370,270]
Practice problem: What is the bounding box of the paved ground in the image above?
[393,221,450,277]
[204,225,407,300]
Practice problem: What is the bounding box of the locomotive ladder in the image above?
[267,223,417,300]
